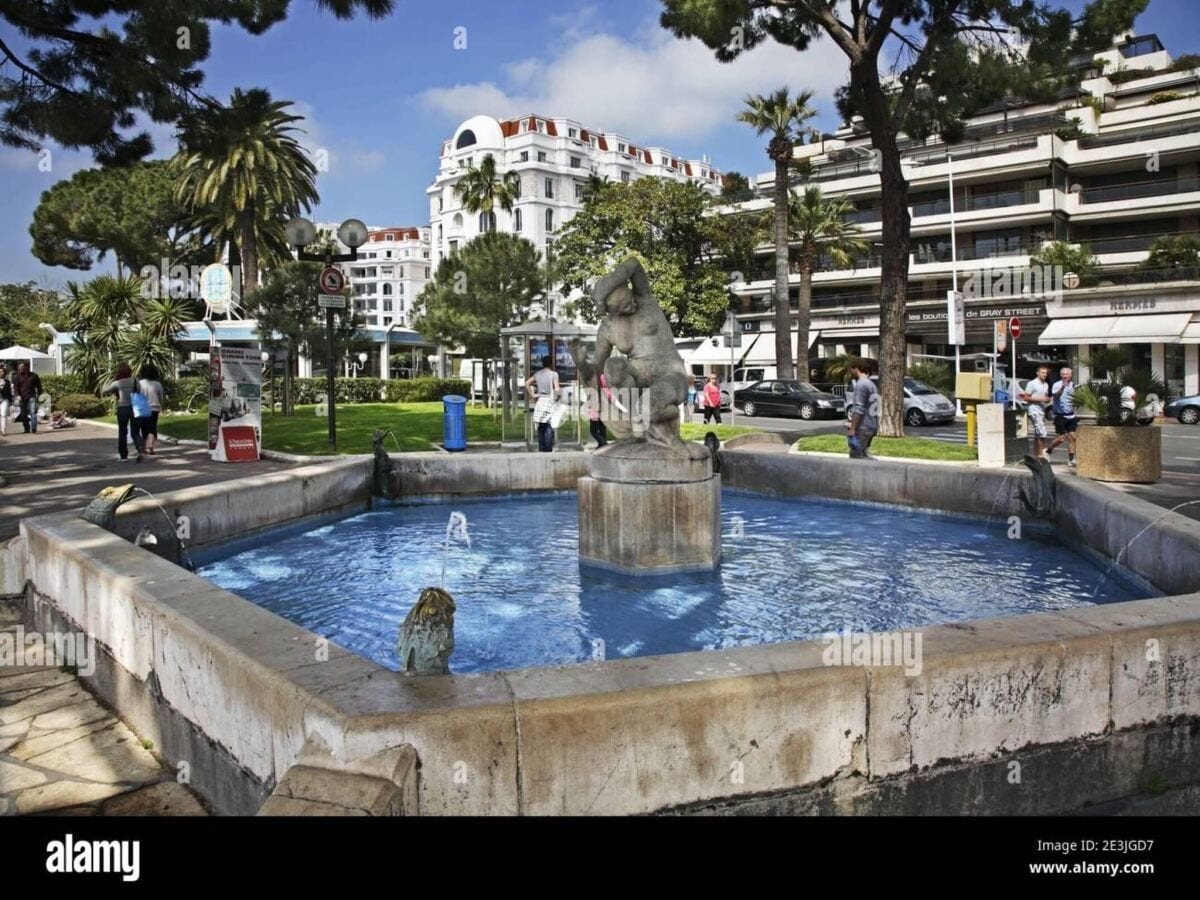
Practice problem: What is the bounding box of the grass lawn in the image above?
[100,402,762,456]
[794,433,978,462]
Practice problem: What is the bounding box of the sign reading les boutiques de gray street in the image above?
[908,303,1045,324]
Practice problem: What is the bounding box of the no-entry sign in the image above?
[1009,317,1022,339]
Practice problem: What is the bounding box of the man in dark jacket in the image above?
[13,362,42,434]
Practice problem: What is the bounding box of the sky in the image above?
[1,0,1198,287]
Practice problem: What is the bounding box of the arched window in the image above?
[455,129,477,149]
[545,209,554,233]
[514,208,523,232]
[452,213,463,228]
[478,211,496,233]
[382,284,392,295]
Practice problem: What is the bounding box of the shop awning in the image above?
[686,330,818,367]
[1183,317,1200,344]
[1039,313,1193,345]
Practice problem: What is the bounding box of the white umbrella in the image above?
[0,345,52,360]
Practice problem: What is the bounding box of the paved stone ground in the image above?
[0,420,289,541]
[0,601,208,816]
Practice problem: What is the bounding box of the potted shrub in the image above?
[1073,348,1166,483]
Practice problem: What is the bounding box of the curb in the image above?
[789,449,978,468]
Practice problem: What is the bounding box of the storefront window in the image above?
[1165,344,1185,398]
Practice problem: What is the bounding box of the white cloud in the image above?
[419,22,848,147]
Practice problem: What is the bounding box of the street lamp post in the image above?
[285,217,368,450]
[348,350,368,377]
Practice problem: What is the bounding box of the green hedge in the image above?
[383,377,471,402]
[261,377,469,405]
[40,374,86,399]
[56,393,107,418]
[166,377,209,411]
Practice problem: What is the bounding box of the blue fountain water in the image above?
[197,492,1150,675]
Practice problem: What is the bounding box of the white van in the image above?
[718,366,777,409]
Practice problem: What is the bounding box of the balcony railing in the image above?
[1079,177,1200,204]
[1076,120,1200,149]
[910,188,1036,218]
[912,240,1041,263]
[1081,231,1199,254]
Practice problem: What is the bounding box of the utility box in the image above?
[977,403,1027,468]
[956,372,993,401]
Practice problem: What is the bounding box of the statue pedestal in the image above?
[578,442,721,576]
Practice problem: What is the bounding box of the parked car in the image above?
[733,380,846,419]
[1165,393,1200,425]
[718,366,775,409]
[856,376,956,427]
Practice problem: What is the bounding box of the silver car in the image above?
[858,376,956,427]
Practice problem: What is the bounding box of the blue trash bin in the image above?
[443,395,467,451]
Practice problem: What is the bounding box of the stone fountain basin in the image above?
[5,451,1200,816]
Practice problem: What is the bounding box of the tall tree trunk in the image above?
[796,265,813,379]
[856,69,910,438]
[773,158,793,380]
[238,206,258,303]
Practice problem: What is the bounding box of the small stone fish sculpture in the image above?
[396,587,456,675]
[1017,454,1057,519]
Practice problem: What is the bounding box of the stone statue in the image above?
[396,587,456,675]
[1017,455,1057,518]
[579,256,690,450]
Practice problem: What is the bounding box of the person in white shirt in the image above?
[525,355,560,452]
[1019,365,1052,460]
[1047,366,1078,467]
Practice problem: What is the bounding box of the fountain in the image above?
[572,257,720,575]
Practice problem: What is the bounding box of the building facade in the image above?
[721,32,1200,398]
[427,113,722,277]
[314,223,432,330]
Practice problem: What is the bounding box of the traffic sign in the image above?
[1009,317,1022,339]
[318,295,346,309]
[319,266,345,295]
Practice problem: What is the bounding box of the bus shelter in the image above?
[497,320,597,451]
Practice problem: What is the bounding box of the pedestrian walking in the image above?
[685,374,698,423]
[136,364,166,455]
[1019,365,1052,460]
[12,362,42,434]
[525,355,560,453]
[0,365,11,436]
[1047,366,1078,467]
[846,359,878,459]
[702,374,723,425]
[101,363,144,461]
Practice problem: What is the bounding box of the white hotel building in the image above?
[427,114,723,299]
[314,223,433,329]
[719,32,1200,399]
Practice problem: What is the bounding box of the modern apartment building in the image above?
[314,223,432,329]
[717,32,1200,399]
[426,113,722,276]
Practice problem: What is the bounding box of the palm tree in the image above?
[173,88,319,298]
[787,186,868,375]
[737,88,817,380]
[454,154,521,232]
[65,275,183,389]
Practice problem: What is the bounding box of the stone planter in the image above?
[1075,423,1162,483]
